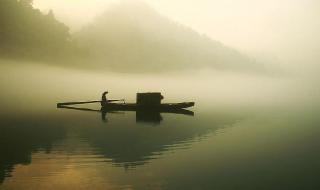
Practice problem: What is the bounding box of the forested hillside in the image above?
[0,0,74,61]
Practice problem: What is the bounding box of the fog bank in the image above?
[34,0,320,73]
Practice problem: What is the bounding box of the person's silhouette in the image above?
[101,91,108,107]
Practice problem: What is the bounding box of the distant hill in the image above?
[75,1,261,72]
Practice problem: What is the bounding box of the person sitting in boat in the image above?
[101,91,108,106]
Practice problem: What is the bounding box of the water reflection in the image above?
[0,115,66,184]
[62,109,236,169]
[0,106,237,184]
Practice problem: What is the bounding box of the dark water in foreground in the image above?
[0,61,320,190]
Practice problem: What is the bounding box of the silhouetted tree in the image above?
[19,0,33,7]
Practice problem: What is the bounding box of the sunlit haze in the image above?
[1,1,320,189]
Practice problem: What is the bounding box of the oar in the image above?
[57,99,125,107]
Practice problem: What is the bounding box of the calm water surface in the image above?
[0,61,319,190]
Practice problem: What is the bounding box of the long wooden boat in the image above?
[101,102,195,111]
[57,104,194,116]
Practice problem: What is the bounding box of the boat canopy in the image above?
[137,92,164,105]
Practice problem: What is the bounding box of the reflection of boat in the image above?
[101,102,195,111]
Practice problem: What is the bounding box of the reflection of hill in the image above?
[76,113,237,168]
[0,115,66,184]
[75,1,260,72]
[0,110,239,183]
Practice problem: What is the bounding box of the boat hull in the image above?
[102,102,195,111]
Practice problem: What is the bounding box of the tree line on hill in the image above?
[0,0,80,62]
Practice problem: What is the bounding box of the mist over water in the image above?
[1,59,316,114]
[1,59,320,189]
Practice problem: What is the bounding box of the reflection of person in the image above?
[101,91,108,107]
[101,109,108,122]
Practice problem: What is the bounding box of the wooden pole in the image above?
[57,99,125,107]
[57,100,101,107]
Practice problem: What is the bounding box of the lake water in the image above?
[0,60,319,190]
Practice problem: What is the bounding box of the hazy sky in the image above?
[34,0,319,66]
